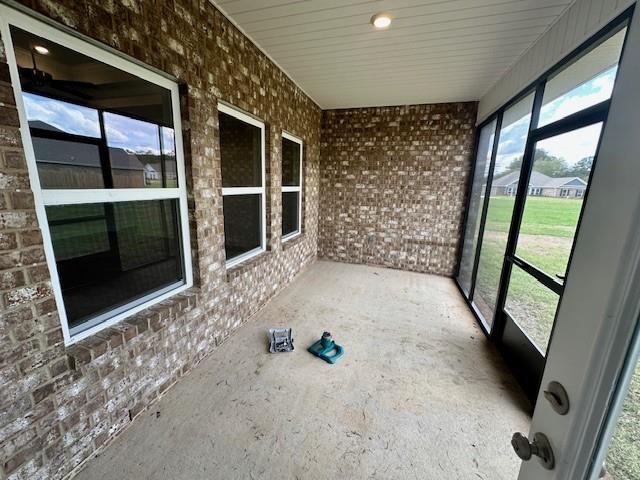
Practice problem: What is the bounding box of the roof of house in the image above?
[491,170,587,188]
[542,176,588,187]
[29,120,146,171]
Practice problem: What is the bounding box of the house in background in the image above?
[491,170,588,197]
[143,163,160,182]
[29,120,154,188]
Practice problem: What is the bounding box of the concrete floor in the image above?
[76,261,531,480]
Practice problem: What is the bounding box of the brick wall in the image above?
[319,104,477,276]
[0,1,320,479]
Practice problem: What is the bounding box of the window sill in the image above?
[225,249,272,281]
[282,232,305,251]
[66,288,199,367]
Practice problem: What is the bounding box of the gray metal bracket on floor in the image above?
[269,328,294,353]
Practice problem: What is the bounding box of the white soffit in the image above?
[211,0,575,109]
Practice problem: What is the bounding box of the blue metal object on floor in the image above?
[307,331,344,364]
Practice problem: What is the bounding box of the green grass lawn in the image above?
[473,195,638,479]
[484,195,583,237]
[474,196,580,347]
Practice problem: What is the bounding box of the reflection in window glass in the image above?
[504,266,559,354]
[538,27,626,127]
[33,137,103,189]
[604,357,640,479]
[456,120,496,295]
[282,192,299,237]
[223,194,262,261]
[474,93,535,325]
[47,204,109,260]
[47,200,183,329]
[282,137,301,186]
[162,127,178,187]
[13,26,176,191]
[23,92,100,138]
[104,112,163,188]
[516,123,602,278]
[219,111,262,188]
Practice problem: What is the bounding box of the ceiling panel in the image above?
[211,0,576,109]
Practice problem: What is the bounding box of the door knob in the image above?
[511,432,555,470]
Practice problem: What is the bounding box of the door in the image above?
[493,16,631,401]
[496,120,605,401]
[515,7,640,477]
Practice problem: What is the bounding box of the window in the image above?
[456,120,496,296]
[457,13,629,341]
[538,27,627,127]
[472,92,535,327]
[218,103,266,267]
[281,132,303,241]
[4,13,191,344]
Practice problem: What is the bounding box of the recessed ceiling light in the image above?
[371,13,392,29]
[34,45,49,55]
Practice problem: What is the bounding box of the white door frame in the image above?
[519,6,640,479]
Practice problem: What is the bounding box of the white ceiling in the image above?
[212,0,575,109]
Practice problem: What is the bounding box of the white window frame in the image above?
[218,102,267,268]
[281,131,303,242]
[0,6,193,346]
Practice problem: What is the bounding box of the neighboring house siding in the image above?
[0,1,321,479]
[319,103,477,276]
[565,178,587,186]
[478,0,634,123]
[489,172,587,198]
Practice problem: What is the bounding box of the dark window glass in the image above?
[282,137,301,186]
[223,195,261,260]
[32,137,104,189]
[47,200,183,330]
[219,111,262,187]
[282,192,299,236]
[11,26,176,189]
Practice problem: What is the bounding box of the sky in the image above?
[23,92,101,138]
[103,112,160,155]
[23,60,615,168]
[23,92,175,156]
[493,66,617,175]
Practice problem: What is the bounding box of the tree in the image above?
[504,148,569,177]
[566,156,594,180]
[505,156,522,173]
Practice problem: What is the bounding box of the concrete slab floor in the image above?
[75,261,531,480]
